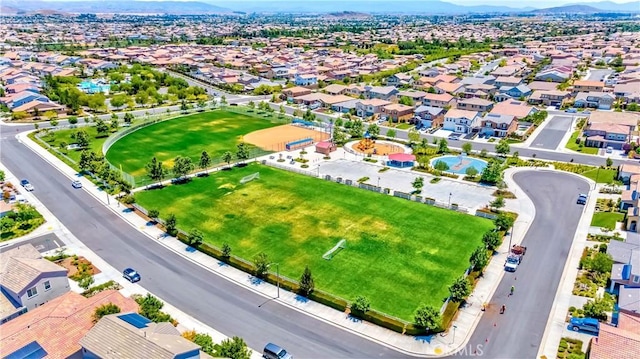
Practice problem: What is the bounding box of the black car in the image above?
[123,268,141,282]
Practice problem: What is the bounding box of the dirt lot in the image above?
[244,124,330,151]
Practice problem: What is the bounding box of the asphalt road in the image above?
[457,171,590,359]
[528,116,574,150]
[1,134,400,358]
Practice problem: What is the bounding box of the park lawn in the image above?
[135,163,493,320]
[581,168,621,184]
[39,126,111,164]
[105,110,280,178]
[591,212,625,229]
[565,131,598,155]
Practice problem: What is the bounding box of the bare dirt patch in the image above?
[57,256,101,278]
[244,124,330,151]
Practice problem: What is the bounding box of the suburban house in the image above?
[0,91,49,109]
[269,66,290,80]
[12,100,66,116]
[607,233,640,289]
[574,92,616,110]
[479,113,517,137]
[0,244,70,324]
[397,90,427,104]
[588,312,640,359]
[413,105,446,128]
[381,103,414,123]
[583,122,631,150]
[322,84,348,95]
[0,290,139,358]
[619,164,640,185]
[534,68,571,82]
[355,99,392,118]
[330,99,360,113]
[528,90,572,107]
[422,92,454,108]
[495,84,532,102]
[386,73,414,87]
[365,86,399,101]
[294,73,318,86]
[282,86,311,101]
[614,83,640,104]
[443,108,481,134]
[80,313,213,359]
[456,97,494,112]
[461,83,496,99]
[490,100,537,119]
[434,82,464,95]
[573,80,605,93]
[494,76,523,88]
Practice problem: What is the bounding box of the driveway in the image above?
[528,116,574,150]
[585,69,614,82]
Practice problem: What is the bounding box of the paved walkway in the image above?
[14,130,539,357]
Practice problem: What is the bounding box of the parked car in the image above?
[570,317,600,334]
[263,343,292,359]
[71,180,82,189]
[504,245,527,272]
[566,108,577,113]
[577,194,588,205]
[20,179,34,191]
[123,268,141,283]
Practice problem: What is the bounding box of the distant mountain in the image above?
[530,5,604,14]
[569,1,640,12]
[3,0,231,15]
[210,1,534,14]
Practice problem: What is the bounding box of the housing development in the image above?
[0,1,639,359]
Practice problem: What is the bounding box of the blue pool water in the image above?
[79,80,110,93]
[430,155,488,174]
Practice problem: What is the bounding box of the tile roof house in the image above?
[495,84,532,102]
[573,80,605,93]
[574,92,616,110]
[381,103,414,123]
[0,290,139,359]
[583,122,632,150]
[355,99,392,118]
[490,100,537,120]
[456,97,494,112]
[0,244,70,324]
[479,113,517,137]
[588,312,640,359]
[414,106,446,128]
[80,313,212,359]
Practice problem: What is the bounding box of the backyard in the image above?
[105,110,282,178]
[134,163,493,320]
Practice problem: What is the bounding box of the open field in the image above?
[105,110,283,177]
[135,163,493,320]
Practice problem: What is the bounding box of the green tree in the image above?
[145,157,165,182]
[78,274,95,290]
[367,123,380,139]
[93,303,121,323]
[470,246,489,272]
[351,295,371,313]
[247,101,255,111]
[110,119,119,131]
[68,116,78,125]
[411,176,424,193]
[299,265,315,296]
[482,230,501,250]
[414,305,441,331]
[220,95,227,106]
[350,120,364,138]
[147,209,160,223]
[214,336,251,359]
[585,252,613,274]
[110,94,128,108]
[408,128,420,144]
[0,170,5,181]
[136,294,173,323]
[253,252,270,279]
[462,142,472,154]
[221,243,232,259]
[434,160,450,172]
[0,217,14,233]
[192,333,215,355]
[496,139,510,156]
[494,213,515,231]
[75,129,90,148]
[449,276,472,302]
[465,166,479,178]
[172,156,194,179]
[582,296,613,321]
[49,118,59,127]
[605,157,613,167]
[165,214,177,235]
[199,151,211,170]
[187,229,204,246]
[399,96,414,106]
[95,119,110,137]
[490,196,505,211]
[79,150,98,172]
[236,143,250,162]
[279,105,285,117]
[438,138,449,153]
[386,129,396,138]
[479,148,488,158]
[123,112,134,123]
[222,151,233,167]
[481,160,503,184]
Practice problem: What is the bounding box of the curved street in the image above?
[0,122,592,357]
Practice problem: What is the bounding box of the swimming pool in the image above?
[430,155,488,175]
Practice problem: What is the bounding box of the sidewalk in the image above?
[16,130,538,357]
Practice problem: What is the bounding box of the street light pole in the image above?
[448,192,452,208]
[276,263,280,298]
[451,325,457,345]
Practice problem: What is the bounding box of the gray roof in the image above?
[607,239,640,264]
[415,105,445,116]
[332,99,360,109]
[460,75,495,85]
[483,113,514,125]
[80,313,201,359]
[618,286,640,314]
[0,244,66,294]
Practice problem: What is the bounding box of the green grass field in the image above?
[581,168,621,184]
[135,163,493,320]
[105,110,280,178]
[39,126,110,164]
[565,131,598,155]
[591,212,625,229]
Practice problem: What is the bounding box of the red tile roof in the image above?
[0,290,138,359]
[388,153,415,162]
[590,313,640,359]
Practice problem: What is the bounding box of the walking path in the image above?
[12,130,538,357]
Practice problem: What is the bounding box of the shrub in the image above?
[214,336,251,359]
[93,303,121,323]
[120,194,136,204]
[449,276,472,302]
[357,176,370,183]
[135,294,176,325]
[81,280,122,297]
[351,295,371,315]
[253,252,270,279]
[414,304,442,332]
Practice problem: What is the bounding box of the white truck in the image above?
[504,245,527,272]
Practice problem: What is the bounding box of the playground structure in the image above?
[323,239,346,260]
[286,137,313,151]
[240,172,260,184]
[350,138,406,156]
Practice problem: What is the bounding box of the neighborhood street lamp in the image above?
[269,263,280,298]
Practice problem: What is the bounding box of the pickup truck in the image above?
[504,245,527,272]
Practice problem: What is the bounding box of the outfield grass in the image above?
[565,131,599,155]
[591,212,625,229]
[39,126,111,164]
[581,168,621,184]
[105,110,280,178]
[135,163,493,320]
